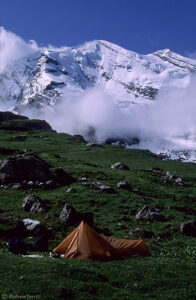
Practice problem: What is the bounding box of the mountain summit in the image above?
[1,39,196,112]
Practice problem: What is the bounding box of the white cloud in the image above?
[0,27,39,72]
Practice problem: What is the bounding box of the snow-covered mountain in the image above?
[1,39,196,111]
[1,33,196,162]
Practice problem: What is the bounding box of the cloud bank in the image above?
[0,27,38,72]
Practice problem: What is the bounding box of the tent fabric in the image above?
[53,221,150,260]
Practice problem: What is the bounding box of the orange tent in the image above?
[53,221,150,260]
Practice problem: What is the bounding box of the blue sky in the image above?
[1,0,196,56]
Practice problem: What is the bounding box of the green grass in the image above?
[0,128,196,299]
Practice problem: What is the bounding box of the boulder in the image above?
[128,227,154,238]
[111,162,130,170]
[22,218,42,233]
[22,194,47,213]
[59,203,80,225]
[180,220,196,237]
[117,181,132,191]
[59,203,94,226]
[0,154,75,188]
[50,167,75,186]
[136,205,165,221]
[0,154,51,184]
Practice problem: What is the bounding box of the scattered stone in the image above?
[136,205,165,221]
[66,187,77,193]
[117,181,132,191]
[13,135,27,141]
[11,183,22,189]
[128,228,154,238]
[145,168,184,186]
[44,180,56,189]
[111,162,130,170]
[163,171,184,186]
[54,153,61,158]
[22,195,47,213]
[87,143,103,147]
[180,220,196,237]
[80,179,115,193]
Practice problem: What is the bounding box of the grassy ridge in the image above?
[0,129,195,299]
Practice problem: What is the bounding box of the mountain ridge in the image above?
[1,38,196,112]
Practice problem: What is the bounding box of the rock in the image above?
[87,143,103,147]
[11,183,22,189]
[22,218,41,233]
[59,203,94,226]
[81,212,94,227]
[44,180,56,189]
[13,135,27,141]
[66,187,77,193]
[54,153,61,158]
[128,227,154,238]
[80,180,115,193]
[50,167,75,186]
[180,220,196,237]
[163,171,184,185]
[59,203,80,225]
[22,194,47,213]
[0,154,51,184]
[117,181,132,191]
[0,154,75,188]
[111,162,130,170]
[136,205,165,221]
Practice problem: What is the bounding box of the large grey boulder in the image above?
[136,205,165,221]
[59,203,94,226]
[59,203,80,225]
[0,154,51,184]
[0,154,75,188]
[111,162,130,170]
[180,220,196,237]
[22,194,47,213]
